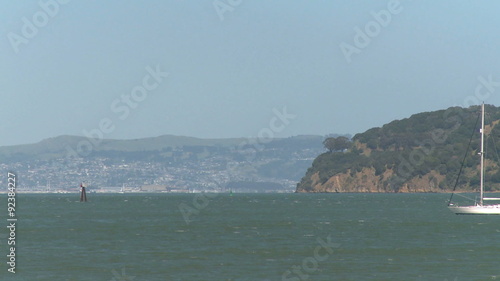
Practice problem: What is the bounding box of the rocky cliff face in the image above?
[296,167,446,193]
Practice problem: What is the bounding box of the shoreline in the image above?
[295,190,500,194]
[0,190,497,194]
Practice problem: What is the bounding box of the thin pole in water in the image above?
[80,183,87,202]
[479,103,485,206]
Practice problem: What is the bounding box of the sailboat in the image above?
[448,103,500,215]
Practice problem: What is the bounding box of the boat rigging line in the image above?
[447,109,481,206]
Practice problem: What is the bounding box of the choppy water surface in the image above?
[0,193,499,280]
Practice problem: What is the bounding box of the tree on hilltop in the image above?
[323,136,351,153]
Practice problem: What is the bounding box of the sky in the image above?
[1,0,500,146]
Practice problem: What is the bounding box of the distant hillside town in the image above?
[0,135,326,193]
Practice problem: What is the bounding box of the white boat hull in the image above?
[449,205,500,215]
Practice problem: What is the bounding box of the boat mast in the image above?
[480,103,485,206]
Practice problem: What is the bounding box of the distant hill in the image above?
[0,135,248,162]
[296,105,500,193]
[0,134,327,160]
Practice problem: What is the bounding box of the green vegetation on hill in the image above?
[297,105,500,193]
[0,135,248,162]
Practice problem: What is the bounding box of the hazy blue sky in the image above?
[2,0,500,146]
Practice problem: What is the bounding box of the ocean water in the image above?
[0,193,499,281]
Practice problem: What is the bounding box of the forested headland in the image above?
[297,105,500,193]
